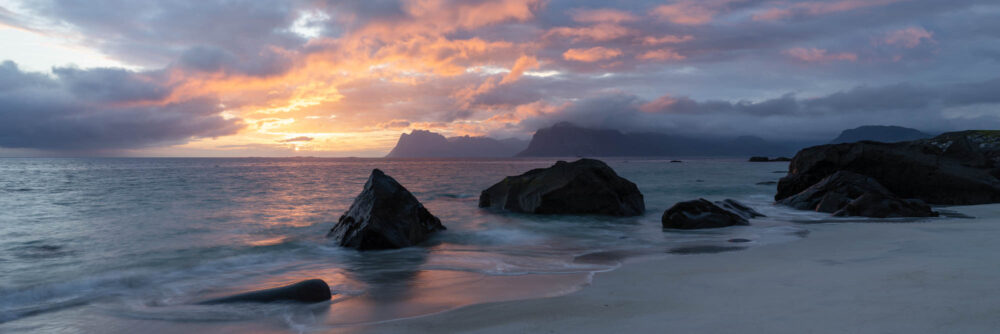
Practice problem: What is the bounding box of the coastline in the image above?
[357,204,1000,334]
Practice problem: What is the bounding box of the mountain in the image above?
[830,125,930,144]
[385,130,528,158]
[516,122,799,157]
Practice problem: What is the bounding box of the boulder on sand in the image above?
[778,171,937,218]
[478,159,644,216]
[776,131,1000,205]
[328,169,445,250]
[662,199,761,229]
[199,279,332,304]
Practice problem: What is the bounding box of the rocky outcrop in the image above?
[749,156,791,162]
[478,159,644,216]
[328,169,446,250]
[776,131,1000,205]
[661,199,759,229]
[199,279,332,304]
[778,171,937,218]
[830,125,930,144]
[385,130,527,158]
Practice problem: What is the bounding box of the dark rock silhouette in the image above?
[478,158,644,216]
[749,156,791,162]
[832,192,938,218]
[386,130,527,158]
[778,171,937,217]
[777,131,1000,205]
[830,125,930,144]
[661,199,758,229]
[328,169,445,250]
[198,279,332,304]
[516,122,797,157]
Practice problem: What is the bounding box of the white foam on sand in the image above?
[360,204,1000,334]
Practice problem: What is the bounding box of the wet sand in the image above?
[359,204,1000,334]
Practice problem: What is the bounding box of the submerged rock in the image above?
[478,159,644,216]
[776,131,1000,205]
[778,171,937,218]
[661,199,758,229]
[199,279,332,304]
[328,169,445,250]
[749,156,791,162]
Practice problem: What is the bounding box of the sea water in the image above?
[0,157,825,333]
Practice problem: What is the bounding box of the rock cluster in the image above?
[661,199,764,229]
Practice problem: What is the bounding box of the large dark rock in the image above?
[715,199,766,219]
[776,131,1000,205]
[661,199,756,229]
[778,171,937,218]
[328,169,445,250]
[199,279,332,304]
[478,159,645,216]
[832,192,938,218]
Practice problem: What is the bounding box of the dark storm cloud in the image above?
[0,61,243,150]
[23,0,305,76]
[524,77,1000,141]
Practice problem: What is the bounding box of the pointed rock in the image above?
[328,169,445,250]
[478,159,644,216]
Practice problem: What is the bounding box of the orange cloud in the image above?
[784,47,858,62]
[639,95,680,113]
[638,49,686,61]
[545,23,633,42]
[753,0,906,21]
[563,47,623,62]
[883,27,934,48]
[642,35,694,45]
[500,55,540,85]
[652,2,717,25]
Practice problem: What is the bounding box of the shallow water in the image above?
[0,157,838,333]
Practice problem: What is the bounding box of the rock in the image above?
[832,192,938,218]
[749,156,791,162]
[478,159,644,216]
[778,171,892,212]
[199,279,332,304]
[756,181,777,185]
[328,169,446,250]
[778,171,937,218]
[776,131,1000,205]
[728,238,752,243]
[715,199,766,219]
[661,199,752,229]
[670,160,683,163]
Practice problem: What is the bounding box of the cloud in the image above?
[563,47,623,62]
[0,61,243,150]
[883,27,934,48]
[784,47,858,62]
[278,136,313,142]
[652,2,717,25]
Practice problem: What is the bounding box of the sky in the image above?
[0,0,999,157]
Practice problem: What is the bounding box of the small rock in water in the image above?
[328,169,445,250]
[728,238,752,243]
[670,160,683,163]
[662,199,759,229]
[479,158,644,216]
[198,279,332,304]
[756,181,777,185]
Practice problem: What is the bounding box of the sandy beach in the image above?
[359,204,1000,334]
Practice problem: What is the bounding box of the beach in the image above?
[362,204,1000,334]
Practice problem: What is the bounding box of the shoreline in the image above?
[356,204,1000,334]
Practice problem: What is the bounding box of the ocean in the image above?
[0,157,827,333]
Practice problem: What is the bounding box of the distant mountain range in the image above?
[385,130,528,158]
[516,122,799,157]
[830,125,931,144]
[386,123,936,158]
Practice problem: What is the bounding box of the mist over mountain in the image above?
[516,122,807,157]
[830,125,931,144]
[385,130,527,158]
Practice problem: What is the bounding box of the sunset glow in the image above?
[1,0,998,156]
